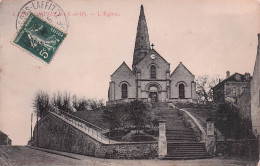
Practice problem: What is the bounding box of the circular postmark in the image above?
[16,0,69,32]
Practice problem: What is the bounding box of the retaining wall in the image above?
[31,114,158,159]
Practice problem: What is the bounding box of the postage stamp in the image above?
[16,0,69,32]
[13,13,67,63]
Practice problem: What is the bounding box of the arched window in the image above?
[179,84,185,99]
[121,84,128,99]
[150,65,156,79]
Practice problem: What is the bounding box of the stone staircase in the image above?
[152,102,211,160]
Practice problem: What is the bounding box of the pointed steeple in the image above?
[132,5,151,70]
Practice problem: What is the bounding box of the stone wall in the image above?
[251,33,260,136]
[31,113,158,159]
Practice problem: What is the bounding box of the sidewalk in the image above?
[26,146,81,160]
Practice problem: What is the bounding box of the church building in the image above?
[108,5,196,104]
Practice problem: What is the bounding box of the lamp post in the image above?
[31,113,33,141]
[36,104,39,147]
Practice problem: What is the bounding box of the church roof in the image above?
[136,48,170,66]
[170,62,194,77]
[132,5,151,67]
[111,61,134,76]
[0,130,8,137]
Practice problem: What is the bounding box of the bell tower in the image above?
[132,5,151,71]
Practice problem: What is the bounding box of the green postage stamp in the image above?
[13,13,67,63]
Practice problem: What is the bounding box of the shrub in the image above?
[214,102,254,139]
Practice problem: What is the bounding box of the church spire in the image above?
[132,5,151,69]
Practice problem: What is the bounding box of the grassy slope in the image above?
[71,108,110,130]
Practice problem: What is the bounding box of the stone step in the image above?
[168,146,205,149]
[167,142,205,145]
[167,134,195,138]
[166,130,194,133]
[167,137,196,140]
[167,135,196,138]
[163,155,212,160]
[167,131,195,135]
[167,144,205,147]
[168,148,206,152]
[168,150,207,154]
[167,139,197,142]
[167,151,209,155]
[167,136,196,139]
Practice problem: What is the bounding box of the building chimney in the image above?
[226,71,230,79]
[244,73,250,81]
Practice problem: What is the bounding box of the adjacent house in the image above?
[0,130,12,145]
[213,71,251,104]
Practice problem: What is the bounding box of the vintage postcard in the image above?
[0,0,260,165]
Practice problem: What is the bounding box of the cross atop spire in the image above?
[151,43,154,49]
[132,5,151,69]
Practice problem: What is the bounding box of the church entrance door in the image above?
[149,92,158,102]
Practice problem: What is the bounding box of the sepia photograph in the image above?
[0,0,260,165]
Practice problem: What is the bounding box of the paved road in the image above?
[0,146,257,166]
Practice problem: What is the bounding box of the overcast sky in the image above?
[0,0,259,145]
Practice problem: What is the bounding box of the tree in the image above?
[72,95,79,109]
[126,100,150,133]
[77,98,88,111]
[62,91,71,113]
[33,90,50,118]
[52,91,63,109]
[88,98,105,110]
[196,75,223,104]
[102,104,126,130]
[214,101,254,139]
[51,91,74,113]
[102,100,151,132]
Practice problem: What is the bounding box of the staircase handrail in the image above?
[49,106,106,133]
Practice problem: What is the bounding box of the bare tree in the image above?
[33,90,50,118]
[63,91,71,113]
[196,75,223,104]
[72,94,78,109]
[52,91,63,109]
[51,91,74,113]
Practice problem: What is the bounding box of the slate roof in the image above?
[111,61,134,76]
[170,62,194,77]
[213,72,251,89]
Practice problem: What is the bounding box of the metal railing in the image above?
[49,106,112,144]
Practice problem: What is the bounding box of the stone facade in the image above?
[251,33,260,137]
[213,72,251,104]
[31,113,158,159]
[170,62,196,101]
[108,5,196,104]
